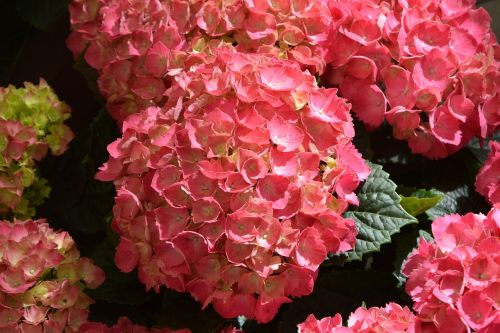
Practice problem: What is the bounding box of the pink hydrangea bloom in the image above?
[96,46,369,323]
[324,0,499,158]
[67,0,191,122]
[0,219,105,332]
[68,0,499,158]
[78,317,190,333]
[476,141,500,205]
[297,302,416,332]
[402,206,500,332]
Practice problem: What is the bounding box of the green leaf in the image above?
[467,132,500,163]
[400,189,442,217]
[86,236,154,305]
[342,163,418,261]
[15,0,69,31]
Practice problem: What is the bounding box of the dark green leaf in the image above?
[0,2,31,86]
[342,163,418,261]
[467,132,500,163]
[425,185,489,220]
[41,108,118,234]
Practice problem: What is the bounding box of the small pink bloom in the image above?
[258,63,304,91]
[294,227,326,271]
[192,197,222,224]
[155,204,190,241]
[268,115,304,152]
[457,290,497,331]
[429,106,462,146]
[340,77,386,127]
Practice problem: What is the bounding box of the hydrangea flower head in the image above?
[327,0,500,158]
[0,218,105,332]
[0,80,74,217]
[402,206,500,332]
[97,46,369,323]
[0,79,74,155]
[297,302,416,333]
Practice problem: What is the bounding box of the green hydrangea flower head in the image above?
[0,80,74,218]
[0,79,74,155]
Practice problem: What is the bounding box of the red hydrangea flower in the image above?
[297,302,416,332]
[402,206,500,332]
[0,219,105,332]
[96,46,369,323]
[476,141,500,205]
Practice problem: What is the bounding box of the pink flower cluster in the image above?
[0,219,105,332]
[324,0,500,158]
[297,302,416,333]
[96,46,369,323]
[402,206,500,332]
[78,317,190,333]
[67,0,190,122]
[68,0,499,159]
[66,0,342,122]
[476,141,500,205]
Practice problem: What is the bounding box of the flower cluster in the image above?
[0,218,105,332]
[476,141,500,205]
[68,0,499,159]
[402,206,500,332]
[297,302,416,333]
[66,0,342,122]
[322,0,499,158]
[0,80,74,217]
[67,0,191,122]
[96,46,369,323]
[78,317,191,333]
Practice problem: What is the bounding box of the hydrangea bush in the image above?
[0,0,497,332]
[0,219,104,332]
[0,80,74,217]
